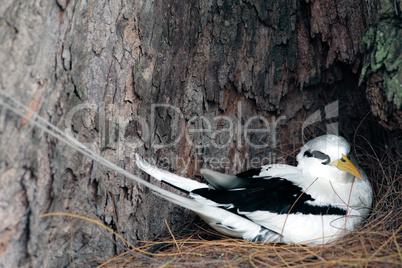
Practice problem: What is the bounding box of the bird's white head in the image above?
[296,135,362,183]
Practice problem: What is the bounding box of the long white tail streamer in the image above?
[0,91,206,212]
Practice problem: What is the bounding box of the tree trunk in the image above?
[0,0,386,267]
[360,0,402,139]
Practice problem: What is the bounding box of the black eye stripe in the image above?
[311,151,329,160]
[304,150,331,165]
[303,151,313,157]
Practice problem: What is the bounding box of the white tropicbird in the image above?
[0,92,372,245]
[135,134,373,245]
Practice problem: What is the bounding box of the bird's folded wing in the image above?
[200,169,249,190]
[135,154,208,193]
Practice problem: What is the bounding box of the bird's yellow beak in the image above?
[331,154,362,179]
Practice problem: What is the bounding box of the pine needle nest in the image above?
[97,135,401,268]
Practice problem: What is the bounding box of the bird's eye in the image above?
[304,150,331,165]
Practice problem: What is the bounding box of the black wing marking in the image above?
[236,168,263,178]
[162,180,191,195]
[192,177,346,216]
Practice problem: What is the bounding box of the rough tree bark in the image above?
[361,0,402,138]
[0,0,386,267]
